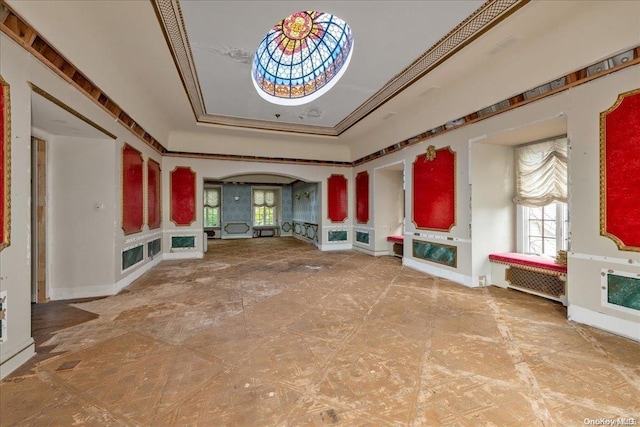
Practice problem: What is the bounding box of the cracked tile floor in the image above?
[1,238,639,426]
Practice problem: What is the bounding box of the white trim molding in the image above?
[568,304,640,342]
[403,257,475,287]
[0,338,35,380]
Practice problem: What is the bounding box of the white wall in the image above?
[470,143,516,284]
[564,67,640,341]
[161,156,354,254]
[48,136,116,299]
[373,168,404,255]
[0,32,164,378]
[0,34,36,378]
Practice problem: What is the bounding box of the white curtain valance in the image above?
[514,137,568,207]
[204,188,219,208]
[253,189,275,207]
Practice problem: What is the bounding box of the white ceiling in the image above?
[178,1,484,128]
[31,92,114,140]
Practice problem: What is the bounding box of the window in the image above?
[520,202,568,256]
[203,187,220,227]
[253,189,276,226]
[514,136,569,256]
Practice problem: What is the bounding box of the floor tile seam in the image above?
[38,327,119,353]
[149,365,237,422]
[33,370,137,426]
[540,388,640,418]
[285,271,402,416]
[147,348,227,422]
[411,278,439,426]
[573,325,640,394]
[390,283,438,292]
[430,364,527,390]
[0,383,77,427]
[64,329,185,367]
[430,332,503,344]
[481,287,557,426]
[500,316,576,329]
[33,329,134,373]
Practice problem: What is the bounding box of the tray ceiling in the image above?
[154,0,523,135]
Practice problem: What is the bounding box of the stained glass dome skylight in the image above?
[251,11,354,106]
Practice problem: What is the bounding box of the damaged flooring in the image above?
[1,237,639,426]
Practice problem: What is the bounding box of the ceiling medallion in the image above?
[251,11,354,106]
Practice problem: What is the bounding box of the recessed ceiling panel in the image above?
[171,1,487,131]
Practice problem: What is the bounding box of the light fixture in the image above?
[304,191,310,198]
[295,194,301,200]
[233,195,240,201]
[251,11,354,106]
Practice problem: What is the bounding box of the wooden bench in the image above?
[489,252,567,305]
[387,235,404,257]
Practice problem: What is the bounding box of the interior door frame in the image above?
[31,136,47,303]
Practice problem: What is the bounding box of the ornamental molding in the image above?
[152,0,527,136]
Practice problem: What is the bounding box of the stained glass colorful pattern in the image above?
[252,11,353,105]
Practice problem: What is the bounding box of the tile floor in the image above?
[1,237,639,426]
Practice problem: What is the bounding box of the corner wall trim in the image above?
[318,243,352,251]
[0,338,35,380]
[163,251,204,260]
[568,304,640,342]
[403,257,475,287]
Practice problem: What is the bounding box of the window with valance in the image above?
[204,187,220,227]
[514,137,569,256]
[253,189,276,226]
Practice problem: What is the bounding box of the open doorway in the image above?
[31,137,47,303]
[30,87,116,302]
[374,161,405,256]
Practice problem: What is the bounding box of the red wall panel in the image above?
[328,174,348,222]
[412,146,456,231]
[170,166,196,226]
[356,171,369,224]
[147,159,161,229]
[122,144,144,235]
[601,89,640,251]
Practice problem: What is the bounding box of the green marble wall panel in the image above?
[356,231,370,244]
[412,240,457,268]
[607,274,640,311]
[172,235,196,249]
[328,230,348,242]
[148,238,161,258]
[122,245,144,270]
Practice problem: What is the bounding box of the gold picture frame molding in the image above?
[0,75,10,251]
[599,87,640,253]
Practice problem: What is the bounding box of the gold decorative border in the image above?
[0,75,10,251]
[121,143,144,235]
[355,171,369,224]
[599,87,640,252]
[152,0,526,136]
[147,158,162,230]
[169,166,197,227]
[327,174,348,223]
[411,146,457,232]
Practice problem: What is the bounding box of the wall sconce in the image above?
[304,191,310,198]
[295,194,301,200]
[233,195,240,201]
